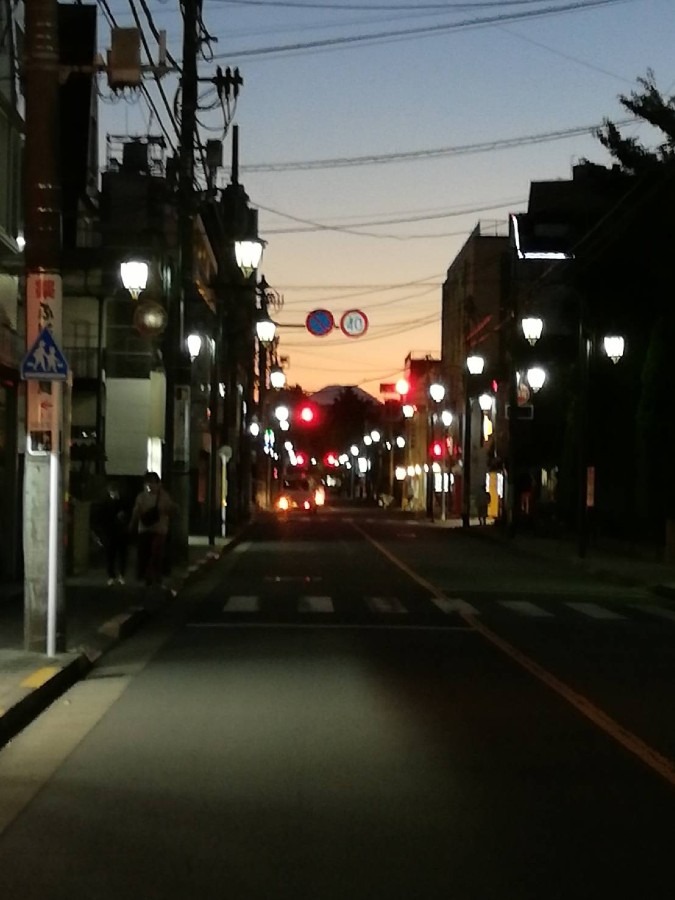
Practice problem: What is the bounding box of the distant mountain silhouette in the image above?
[310,385,381,408]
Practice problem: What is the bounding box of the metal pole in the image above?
[577,305,590,558]
[164,0,198,561]
[505,250,519,536]
[23,0,65,654]
[208,320,220,545]
[462,384,472,528]
[426,409,434,520]
[257,284,269,509]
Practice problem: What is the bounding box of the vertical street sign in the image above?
[24,0,65,657]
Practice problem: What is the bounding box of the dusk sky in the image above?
[101,0,674,397]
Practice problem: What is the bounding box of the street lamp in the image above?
[255,314,277,345]
[526,366,546,392]
[521,317,543,345]
[186,333,202,362]
[269,365,286,389]
[463,354,485,527]
[478,393,493,413]
[603,334,625,364]
[577,328,625,557]
[120,259,149,300]
[427,381,446,520]
[429,382,445,403]
[234,238,264,279]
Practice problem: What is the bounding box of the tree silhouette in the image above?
[595,70,675,174]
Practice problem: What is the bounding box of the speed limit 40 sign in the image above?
[340,309,368,338]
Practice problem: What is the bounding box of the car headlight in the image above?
[277,496,290,511]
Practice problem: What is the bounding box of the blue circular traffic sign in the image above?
[306,308,335,337]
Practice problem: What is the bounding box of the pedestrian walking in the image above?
[93,483,130,585]
[129,472,177,587]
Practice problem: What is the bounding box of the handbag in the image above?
[140,495,160,527]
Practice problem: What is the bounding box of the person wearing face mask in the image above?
[129,471,177,587]
[93,482,130,586]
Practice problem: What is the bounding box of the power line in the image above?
[126,0,180,142]
[244,119,636,173]
[98,0,178,151]
[213,0,634,60]
[216,0,584,10]
[256,197,525,237]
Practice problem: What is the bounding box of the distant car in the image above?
[275,475,325,514]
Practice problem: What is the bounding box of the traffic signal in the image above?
[430,440,444,459]
[296,402,317,425]
[295,451,307,467]
[324,451,339,467]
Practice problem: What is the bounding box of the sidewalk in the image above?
[0,534,238,749]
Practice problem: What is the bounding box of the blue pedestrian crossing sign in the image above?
[21,328,69,381]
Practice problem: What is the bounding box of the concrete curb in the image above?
[0,603,156,750]
[0,529,247,749]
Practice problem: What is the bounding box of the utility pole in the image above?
[164,0,199,561]
[23,0,65,654]
[220,126,259,530]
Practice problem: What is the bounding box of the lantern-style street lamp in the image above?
[120,259,148,300]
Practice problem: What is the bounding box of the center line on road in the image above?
[350,519,675,789]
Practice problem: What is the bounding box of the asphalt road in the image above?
[1,504,674,899]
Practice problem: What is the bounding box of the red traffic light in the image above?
[295,451,307,467]
[296,402,317,425]
[324,451,339,467]
[430,440,444,459]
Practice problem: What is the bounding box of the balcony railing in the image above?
[63,347,101,380]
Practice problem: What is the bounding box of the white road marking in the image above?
[224,596,259,613]
[499,600,554,618]
[432,597,480,616]
[566,602,626,620]
[366,596,407,615]
[298,596,334,613]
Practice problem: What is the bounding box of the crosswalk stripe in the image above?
[499,600,554,618]
[216,595,655,622]
[224,596,259,613]
[566,602,626,620]
[298,596,334,613]
[366,596,407,615]
[432,597,480,616]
